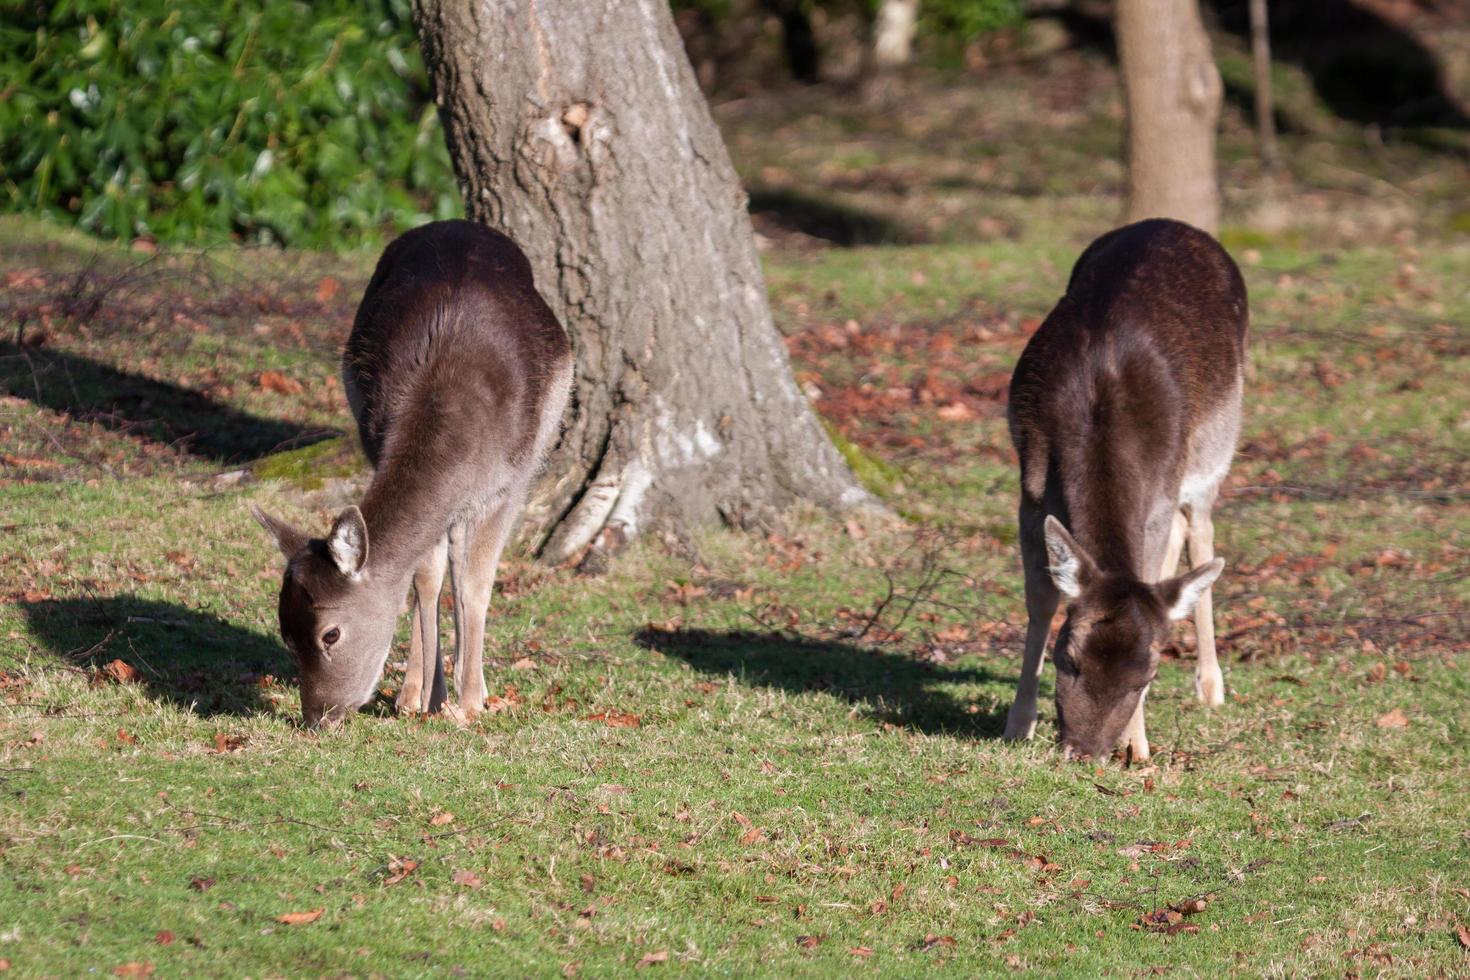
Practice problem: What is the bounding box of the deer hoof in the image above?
[394,686,425,716]
[1002,710,1037,742]
[1196,672,1225,707]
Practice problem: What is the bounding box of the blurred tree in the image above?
[762,0,823,83]
[1249,0,1278,171]
[412,0,872,564]
[1115,0,1223,233]
[872,0,921,71]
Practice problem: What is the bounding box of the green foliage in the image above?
[0,0,458,248]
[917,0,1025,44]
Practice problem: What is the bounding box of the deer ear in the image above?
[326,506,369,578]
[252,505,309,560]
[1159,558,1225,621]
[1043,515,1096,600]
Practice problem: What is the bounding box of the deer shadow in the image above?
[636,627,1012,738]
[0,342,336,464]
[19,596,293,718]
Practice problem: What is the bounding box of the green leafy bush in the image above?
[919,0,1025,45]
[0,0,458,248]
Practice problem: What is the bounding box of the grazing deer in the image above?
[253,221,572,727]
[1002,219,1246,762]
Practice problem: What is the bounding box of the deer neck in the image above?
[1061,439,1161,581]
[356,448,473,586]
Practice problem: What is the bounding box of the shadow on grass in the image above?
[747,188,919,246]
[19,596,292,717]
[637,627,1010,738]
[1050,2,1469,135]
[0,342,336,464]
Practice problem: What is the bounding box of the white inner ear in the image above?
[1167,559,1224,620]
[1045,532,1083,600]
[328,519,365,578]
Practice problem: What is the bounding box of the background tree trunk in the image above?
[412,0,871,565]
[761,0,822,84]
[1249,0,1278,173]
[872,0,920,72]
[1115,0,1223,233]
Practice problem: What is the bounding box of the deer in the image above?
[1001,218,1247,763]
[253,220,573,727]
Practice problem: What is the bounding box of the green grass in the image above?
[3,37,1470,971]
[3,210,1467,975]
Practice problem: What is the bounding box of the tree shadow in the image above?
[0,342,336,464]
[747,188,921,247]
[1043,2,1468,134]
[1204,0,1469,131]
[19,596,293,718]
[636,627,1012,738]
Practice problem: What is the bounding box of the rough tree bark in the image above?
[411,0,872,565]
[1115,0,1224,234]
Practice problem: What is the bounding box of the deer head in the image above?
[1043,516,1223,761]
[252,505,398,727]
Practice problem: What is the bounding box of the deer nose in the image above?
[301,700,348,729]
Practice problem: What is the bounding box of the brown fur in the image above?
[255,221,573,726]
[1003,219,1247,761]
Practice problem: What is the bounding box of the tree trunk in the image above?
[1115,0,1223,234]
[761,0,822,84]
[1249,0,1278,173]
[872,0,920,72]
[412,0,871,565]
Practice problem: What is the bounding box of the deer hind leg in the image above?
[1186,501,1225,706]
[397,535,448,715]
[1005,502,1060,741]
[448,494,520,718]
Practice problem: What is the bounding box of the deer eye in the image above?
[321,627,341,648]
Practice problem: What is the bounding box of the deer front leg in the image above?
[448,498,518,719]
[397,535,448,715]
[1158,509,1187,582]
[1186,504,1225,706]
[1121,683,1151,762]
[1005,506,1060,741]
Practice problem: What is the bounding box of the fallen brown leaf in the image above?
[795,935,825,948]
[914,934,957,952]
[635,950,669,968]
[210,733,245,754]
[153,931,174,946]
[99,659,140,684]
[1456,923,1470,949]
[275,908,324,926]
[429,811,455,826]
[451,869,483,889]
[316,276,340,303]
[112,964,154,977]
[257,370,304,395]
[1376,708,1409,729]
[849,946,875,958]
[384,856,419,886]
[584,709,641,728]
